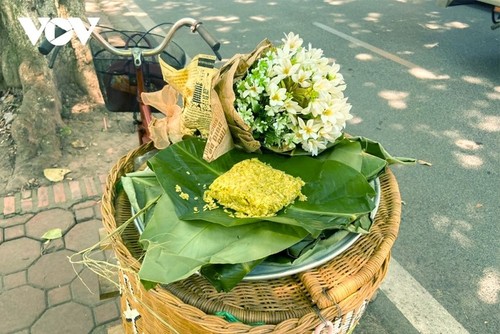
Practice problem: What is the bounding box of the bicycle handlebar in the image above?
[39,17,222,60]
[195,23,222,59]
[195,24,220,51]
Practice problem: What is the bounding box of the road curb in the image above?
[0,174,108,217]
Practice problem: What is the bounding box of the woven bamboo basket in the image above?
[101,142,402,334]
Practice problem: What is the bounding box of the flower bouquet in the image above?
[119,33,415,292]
[232,32,351,155]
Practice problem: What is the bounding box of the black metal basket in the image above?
[90,27,186,112]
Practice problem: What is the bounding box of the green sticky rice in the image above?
[203,158,306,217]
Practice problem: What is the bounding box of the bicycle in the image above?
[38,18,222,145]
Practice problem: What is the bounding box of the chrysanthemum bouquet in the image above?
[234,32,352,155]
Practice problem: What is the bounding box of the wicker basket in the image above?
[89,28,186,112]
[101,142,401,334]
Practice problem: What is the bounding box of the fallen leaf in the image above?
[2,94,14,104]
[44,168,71,182]
[41,228,62,240]
[3,112,14,124]
[71,139,87,148]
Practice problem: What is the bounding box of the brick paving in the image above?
[0,1,149,332]
[0,175,122,334]
[0,2,146,332]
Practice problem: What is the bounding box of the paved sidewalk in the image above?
[0,175,122,334]
[0,2,146,333]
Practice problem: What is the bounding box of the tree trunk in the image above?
[0,0,100,192]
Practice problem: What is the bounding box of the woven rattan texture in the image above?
[101,143,401,334]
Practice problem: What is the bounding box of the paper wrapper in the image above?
[142,85,182,149]
[159,54,233,162]
[214,39,273,153]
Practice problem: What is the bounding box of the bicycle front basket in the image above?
[90,27,186,112]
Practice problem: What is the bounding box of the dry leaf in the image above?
[44,168,71,182]
[71,139,87,148]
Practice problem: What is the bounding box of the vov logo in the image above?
[18,17,100,46]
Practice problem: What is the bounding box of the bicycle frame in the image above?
[135,57,154,144]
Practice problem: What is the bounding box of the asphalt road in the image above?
[98,0,500,332]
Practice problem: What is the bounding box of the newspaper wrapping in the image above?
[213,39,273,153]
[159,54,233,162]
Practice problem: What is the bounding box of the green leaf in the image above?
[41,228,62,240]
[323,139,363,171]
[138,194,308,286]
[349,136,416,165]
[291,230,352,265]
[148,137,376,237]
[322,138,387,181]
[345,214,372,234]
[266,135,414,177]
[121,170,164,229]
[264,229,351,266]
[360,153,388,180]
[140,279,158,291]
[200,258,265,292]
